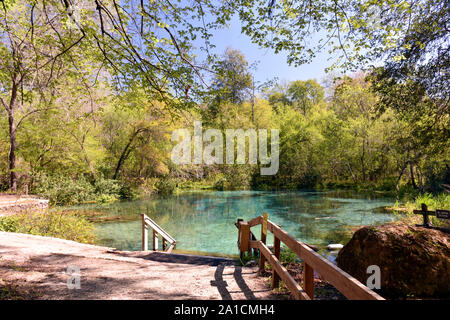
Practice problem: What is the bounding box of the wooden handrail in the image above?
[253,240,310,300]
[143,215,176,244]
[238,215,384,300]
[248,215,262,227]
[142,213,176,252]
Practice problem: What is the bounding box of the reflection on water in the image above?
[66,190,399,255]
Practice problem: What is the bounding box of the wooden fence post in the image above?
[142,214,148,251]
[239,221,250,259]
[259,213,268,275]
[422,203,431,227]
[303,262,314,299]
[271,236,280,288]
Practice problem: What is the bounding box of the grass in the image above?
[392,193,450,213]
[391,193,450,228]
[0,210,96,244]
[0,278,40,300]
[239,253,259,266]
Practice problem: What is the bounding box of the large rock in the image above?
[336,223,450,298]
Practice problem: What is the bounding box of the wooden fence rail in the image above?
[237,214,384,300]
[413,203,450,233]
[141,213,176,253]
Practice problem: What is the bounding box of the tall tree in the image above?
[234,0,449,108]
[211,47,252,104]
[0,0,92,190]
[287,80,324,116]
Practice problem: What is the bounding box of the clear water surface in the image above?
[65,190,399,255]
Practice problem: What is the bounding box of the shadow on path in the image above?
[233,266,257,300]
[211,263,232,300]
[130,252,236,267]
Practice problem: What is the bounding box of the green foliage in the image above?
[93,177,121,200]
[211,47,253,105]
[154,176,177,196]
[118,182,140,201]
[31,173,123,205]
[221,165,254,190]
[96,194,118,204]
[287,79,324,115]
[3,70,446,200]
[279,247,298,264]
[239,253,259,266]
[0,0,447,201]
[0,211,96,244]
[393,193,450,228]
[414,193,450,211]
[31,173,96,206]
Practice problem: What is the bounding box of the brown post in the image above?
[303,262,314,299]
[237,220,242,259]
[142,214,148,251]
[271,236,281,288]
[422,203,431,227]
[239,221,250,258]
[162,239,167,251]
[259,213,268,275]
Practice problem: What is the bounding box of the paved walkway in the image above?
[0,232,280,300]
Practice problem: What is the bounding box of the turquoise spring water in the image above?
[65,190,400,256]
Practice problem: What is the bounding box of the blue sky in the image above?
[198,15,336,87]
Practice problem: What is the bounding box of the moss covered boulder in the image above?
[336,223,450,298]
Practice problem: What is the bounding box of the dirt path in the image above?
[0,232,281,300]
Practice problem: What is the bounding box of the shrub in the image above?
[93,177,121,198]
[214,177,227,191]
[414,193,450,210]
[154,176,177,195]
[239,253,259,266]
[31,172,125,205]
[118,182,139,200]
[31,173,96,205]
[279,247,298,264]
[96,194,118,204]
[375,178,397,191]
[0,211,96,244]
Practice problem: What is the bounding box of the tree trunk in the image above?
[409,161,417,189]
[346,162,357,184]
[113,140,133,180]
[396,161,408,191]
[7,82,18,192]
[416,166,424,192]
[251,76,255,123]
[361,139,366,182]
[406,149,417,189]
[113,129,144,179]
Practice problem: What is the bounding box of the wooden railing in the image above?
[237,214,384,300]
[141,213,176,253]
[413,203,450,233]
